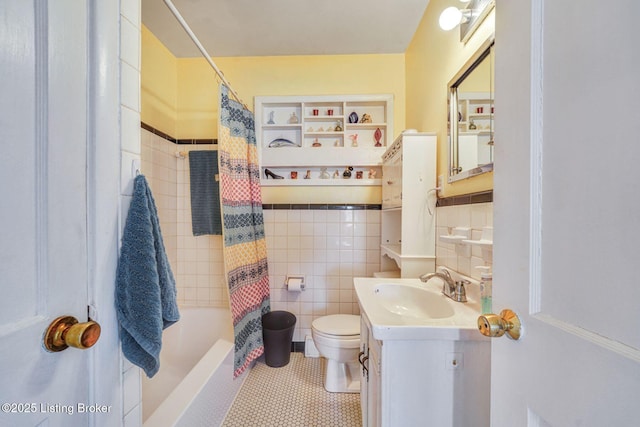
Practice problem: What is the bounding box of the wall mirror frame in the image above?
[447,36,495,182]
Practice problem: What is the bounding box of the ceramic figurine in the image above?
[349,134,358,147]
[334,139,342,147]
[368,169,377,179]
[290,171,298,179]
[374,128,383,147]
[307,127,314,132]
[267,111,275,124]
[304,170,311,179]
[360,113,372,123]
[348,112,358,123]
[317,127,324,132]
[334,121,343,132]
[320,168,330,179]
[312,138,322,147]
[333,170,340,179]
[469,120,477,130]
[343,166,353,179]
[288,112,299,124]
[356,171,363,179]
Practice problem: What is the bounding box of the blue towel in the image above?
[116,174,180,378]
[189,150,222,235]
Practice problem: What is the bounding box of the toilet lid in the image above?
[312,314,360,336]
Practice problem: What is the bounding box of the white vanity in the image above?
[355,277,491,427]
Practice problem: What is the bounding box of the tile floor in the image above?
[222,353,361,426]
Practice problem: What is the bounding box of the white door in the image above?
[1,2,97,425]
[492,0,640,425]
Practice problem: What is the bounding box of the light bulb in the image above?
[439,7,463,31]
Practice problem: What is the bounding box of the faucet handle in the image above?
[454,280,469,303]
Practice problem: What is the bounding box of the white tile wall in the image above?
[265,208,381,342]
[435,202,493,280]
[120,1,142,425]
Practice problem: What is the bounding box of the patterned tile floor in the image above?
[222,352,361,427]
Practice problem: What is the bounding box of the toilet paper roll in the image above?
[287,277,304,292]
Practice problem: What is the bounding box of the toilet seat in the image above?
[312,314,360,337]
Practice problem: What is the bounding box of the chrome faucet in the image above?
[420,270,468,303]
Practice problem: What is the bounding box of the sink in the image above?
[354,277,487,341]
[373,283,455,319]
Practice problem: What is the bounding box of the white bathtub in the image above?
[142,307,247,427]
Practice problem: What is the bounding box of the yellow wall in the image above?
[405,0,495,196]
[141,26,177,137]
[175,54,405,203]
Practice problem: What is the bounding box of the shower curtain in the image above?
[218,84,271,377]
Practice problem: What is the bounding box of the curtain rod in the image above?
[162,0,250,111]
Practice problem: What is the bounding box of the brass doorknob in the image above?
[477,309,521,340]
[44,315,101,352]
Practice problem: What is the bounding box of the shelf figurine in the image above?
[368,169,377,179]
[333,170,340,179]
[304,170,311,179]
[349,134,358,147]
[360,113,372,123]
[343,166,353,179]
[356,171,363,179]
[374,128,383,147]
[334,121,343,132]
[288,112,299,124]
[267,111,275,124]
[312,138,322,147]
[320,168,330,179]
[290,171,298,179]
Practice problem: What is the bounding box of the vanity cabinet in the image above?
[358,311,491,427]
[255,95,393,186]
[380,132,437,277]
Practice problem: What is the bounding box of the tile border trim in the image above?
[141,122,217,145]
[437,190,493,207]
[263,203,382,210]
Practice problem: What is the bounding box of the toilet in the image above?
[311,314,361,393]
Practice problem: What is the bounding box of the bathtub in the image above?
[142,307,247,427]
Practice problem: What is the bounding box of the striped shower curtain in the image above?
[218,84,271,377]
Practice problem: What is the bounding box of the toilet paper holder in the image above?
[286,275,305,291]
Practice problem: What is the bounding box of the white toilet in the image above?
[311,314,361,393]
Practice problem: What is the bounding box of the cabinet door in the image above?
[360,317,370,425]
[367,333,382,427]
[381,150,402,209]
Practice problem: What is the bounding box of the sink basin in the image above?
[373,283,455,319]
[354,277,486,341]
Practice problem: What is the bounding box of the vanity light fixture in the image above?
[439,0,494,40]
[439,5,472,31]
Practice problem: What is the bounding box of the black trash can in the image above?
[262,311,296,367]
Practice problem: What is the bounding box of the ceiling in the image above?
[141,0,432,58]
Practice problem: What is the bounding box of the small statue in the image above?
[319,168,330,179]
[333,170,340,179]
[334,121,343,132]
[360,113,372,123]
[374,127,383,147]
[343,166,353,179]
[355,171,363,179]
[290,171,298,179]
[334,139,342,147]
[288,112,299,124]
[304,170,311,179]
[368,169,377,179]
[312,138,322,147]
[349,134,358,147]
[267,111,275,124]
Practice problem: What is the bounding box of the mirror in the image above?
[448,38,495,182]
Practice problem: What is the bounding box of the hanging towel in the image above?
[189,150,222,235]
[115,174,180,378]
